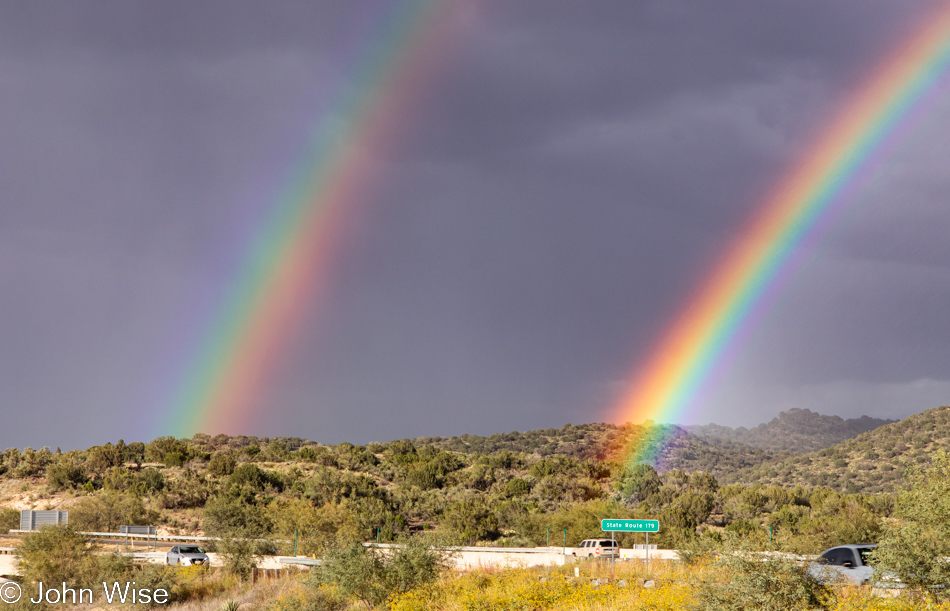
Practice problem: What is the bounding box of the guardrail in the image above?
[367,543,571,554]
[7,530,280,543]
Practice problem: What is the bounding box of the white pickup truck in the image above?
[808,544,877,585]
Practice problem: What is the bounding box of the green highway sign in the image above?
[601,519,659,533]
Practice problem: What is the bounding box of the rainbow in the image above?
[156,0,470,438]
[614,6,950,464]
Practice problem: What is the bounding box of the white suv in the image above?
[573,539,619,558]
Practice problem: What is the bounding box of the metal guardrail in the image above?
[6,532,661,560]
[279,557,321,566]
[368,543,570,554]
[9,530,222,542]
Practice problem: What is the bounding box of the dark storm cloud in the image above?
[0,1,947,448]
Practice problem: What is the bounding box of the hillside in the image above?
[409,410,899,479]
[723,404,950,493]
[410,422,782,478]
[685,408,895,453]
[1,407,942,561]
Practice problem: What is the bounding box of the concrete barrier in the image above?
[0,555,16,577]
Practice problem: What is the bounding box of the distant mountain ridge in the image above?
[408,408,898,481]
[723,404,950,494]
[685,408,896,453]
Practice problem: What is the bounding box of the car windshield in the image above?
[179,546,204,554]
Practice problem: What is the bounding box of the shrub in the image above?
[208,452,237,477]
[441,500,498,545]
[0,507,19,534]
[315,537,450,609]
[46,459,88,491]
[138,467,166,492]
[145,436,190,463]
[295,446,338,468]
[872,450,950,594]
[695,553,830,611]
[218,536,258,581]
[163,452,186,468]
[505,477,530,497]
[405,462,444,490]
[267,499,360,556]
[202,490,271,538]
[69,491,155,532]
[103,465,135,491]
[228,463,282,491]
[15,525,132,588]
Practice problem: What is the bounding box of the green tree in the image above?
[267,499,361,555]
[203,490,271,538]
[15,526,132,589]
[696,552,829,611]
[145,436,189,463]
[46,459,88,491]
[441,499,498,545]
[316,537,450,609]
[620,463,662,503]
[872,450,950,593]
[208,452,237,476]
[86,443,124,475]
[69,491,154,532]
[0,507,19,534]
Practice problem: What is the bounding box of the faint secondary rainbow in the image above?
[158,0,470,438]
[615,6,950,464]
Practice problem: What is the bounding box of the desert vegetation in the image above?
[1,406,949,608]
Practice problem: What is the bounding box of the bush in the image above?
[441,500,498,545]
[218,536,258,581]
[15,525,132,588]
[203,490,271,538]
[145,436,190,463]
[228,463,282,491]
[872,450,950,594]
[1,507,20,534]
[505,477,530,497]
[163,452,185,468]
[208,452,237,477]
[695,553,829,611]
[138,467,166,493]
[46,459,88,491]
[315,537,451,608]
[267,499,361,556]
[69,491,155,532]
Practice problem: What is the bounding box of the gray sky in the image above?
[1,1,948,450]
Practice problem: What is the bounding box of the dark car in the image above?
[166,545,209,566]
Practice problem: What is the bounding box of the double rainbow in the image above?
[615,6,950,464]
[158,0,469,437]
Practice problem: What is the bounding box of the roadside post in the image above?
[563,528,567,555]
[547,526,550,547]
[601,519,660,566]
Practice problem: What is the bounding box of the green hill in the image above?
[723,404,950,493]
[411,422,783,479]
[685,408,895,453]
